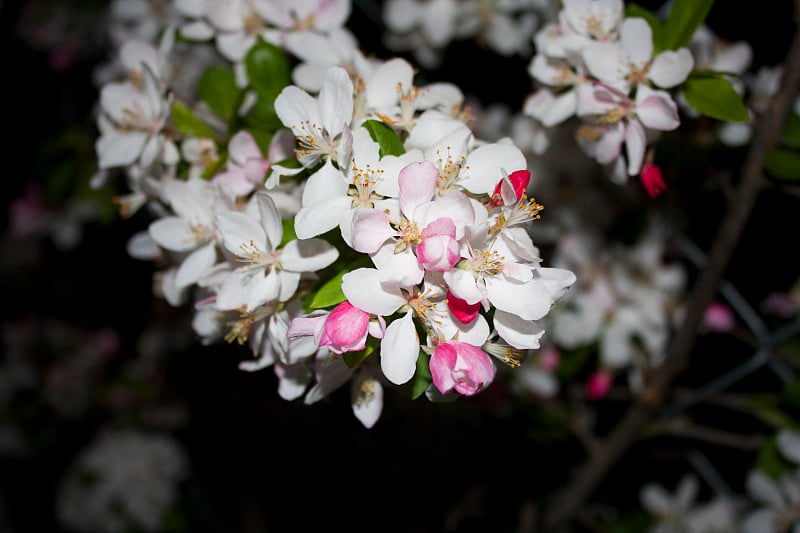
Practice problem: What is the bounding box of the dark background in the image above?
[0,0,797,532]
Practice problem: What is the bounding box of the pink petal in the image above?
[447,290,481,323]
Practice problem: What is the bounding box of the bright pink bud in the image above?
[318,301,370,354]
[490,169,530,207]
[586,369,612,400]
[447,290,481,323]
[640,162,666,198]
[430,341,495,396]
[703,301,736,332]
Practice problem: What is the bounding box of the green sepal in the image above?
[764,149,800,181]
[624,4,664,53]
[245,38,292,100]
[198,64,242,123]
[362,120,406,158]
[682,75,749,123]
[343,337,380,368]
[407,350,432,400]
[661,0,715,51]
[171,100,217,138]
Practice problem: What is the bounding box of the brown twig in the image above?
[542,4,800,528]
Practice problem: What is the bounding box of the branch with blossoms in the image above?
[523,0,749,197]
[91,0,578,429]
[81,0,800,528]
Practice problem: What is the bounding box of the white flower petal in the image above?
[293,195,352,239]
[380,311,419,385]
[215,210,267,257]
[280,238,339,272]
[342,268,406,316]
[351,370,383,428]
[175,242,218,288]
[149,217,196,252]
[493,310,545,349]
[649,48,694,88]
[319,66,353,137]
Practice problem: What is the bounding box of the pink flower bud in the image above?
[703,301,736,332]
[640,162,666,198]
[318,302,370,354]
[586,369,612,400]
[430,341,495,396]
[417,218,460,272]
[447,290,481,323]
[490,169,530,206]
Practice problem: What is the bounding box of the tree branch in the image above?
[542,4,800,528]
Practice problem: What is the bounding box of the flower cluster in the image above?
[92,0,575,428]
[524,0,695,187]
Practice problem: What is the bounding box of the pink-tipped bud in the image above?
[318,301,370,354]
[586,369,612,400]
[490,169,530,207]
[703,301,736,332]
[640,162,666,198]
[429,341,495,396]
[447,290,481,324]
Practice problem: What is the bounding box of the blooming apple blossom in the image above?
[213,191,339,311]
[274,65,354,170]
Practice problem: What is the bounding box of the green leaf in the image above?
[343,337,379,368]
[782,113,800,148]
[764,149,800,180]
[278,218,297,248]
[245,38,291,99]
[362,120,406,157]
[198,65,241,122]
[242,99,283,134]
[625,4,664,53]
[409,351,432,400]
[171,101,217,138]
[661,0,715,51]
[304,269,347,311]
[682,76,750,123]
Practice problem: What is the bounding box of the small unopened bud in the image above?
[640,162,666,198]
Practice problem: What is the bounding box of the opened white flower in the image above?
[214,191,339,311]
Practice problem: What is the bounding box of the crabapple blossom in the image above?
[274,65,354,169]
[582,17,694,93]
[429,340,495,396]
[213,191,339,311]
